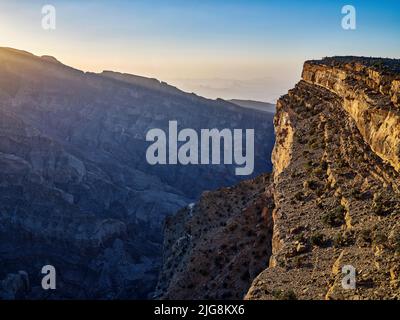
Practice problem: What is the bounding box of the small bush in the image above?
[294,233,307,243]
[227,223,238,232]
[272,289,297,300]
[293,256,304,268]
[294,191,304,202]
[304,161,313,170]
[305,180,319,191]
[373,205,388,216]
[310,233,325,247]
[351,189,362,200]
[359,229,372,244]
[373,232,388,246]
[313,166,324,177]
[322,206,345,227]
[373,192,383,204]
[333,232,346,247]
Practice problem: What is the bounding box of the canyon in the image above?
[0,47,275,299]
[159,57,400,300]
[1,48,399,300]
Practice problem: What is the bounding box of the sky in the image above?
[0,0,399,102]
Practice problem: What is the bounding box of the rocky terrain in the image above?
[0,47,275,299]
[160,57,400,300]
[155,174,274,299]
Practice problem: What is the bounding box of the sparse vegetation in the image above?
[310,233,325,247]
[351,189,362,200]
[293,256,304,267]
[322,205,345,227]
[304,179,319,191]
[294,191,304,202]
[272,289,297,300]
[333,232,351,247]
[304,160,314,170]
[373,232,388,246]
[359,229,372,245]
[313,166,324,177]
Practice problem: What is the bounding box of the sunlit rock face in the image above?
[302,58,400,172]
[246,57,400,300]
[0,47,275,299]
[159,57,400,301]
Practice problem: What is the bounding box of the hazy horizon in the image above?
[1,0,399,102]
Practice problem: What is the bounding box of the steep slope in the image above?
[155,174,274,299]
[0,47,275,299]
[248,57,400,300]
[159,57,400,300]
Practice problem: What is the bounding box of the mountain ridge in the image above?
[0,46,275,299]
[158,56,400,300]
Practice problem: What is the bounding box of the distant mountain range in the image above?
[0,47,275,299]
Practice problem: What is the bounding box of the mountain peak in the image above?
[41,55,62,64]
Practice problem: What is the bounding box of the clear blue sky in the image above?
[0,0,399,102]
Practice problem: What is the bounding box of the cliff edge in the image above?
[159,57,400,300]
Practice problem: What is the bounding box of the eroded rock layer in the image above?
[160,57,400,300]
[247,57,400,300]
[156,175,274,299]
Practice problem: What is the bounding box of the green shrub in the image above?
[351,189,362,200]
[322,206,345,227]
[304,161,313,170]
[373,205,388,216]
[272,289,297,300]
[373,232,388,246]
[333,232,346,247]
[313,166,324,177]
[294,191,304,202]
[359,229,372,244]
[305,180,319,191]
[310,233,325,247]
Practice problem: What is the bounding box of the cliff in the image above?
[155,175,274,299]
[160,57,400,300]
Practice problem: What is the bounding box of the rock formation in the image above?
[155,174,274,299]
[160,57,400,300]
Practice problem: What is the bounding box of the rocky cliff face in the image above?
[0,47,275,299]
[155,175,274,299]
[160,57,400,300]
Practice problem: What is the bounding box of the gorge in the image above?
[1,49,399,300]
[0,47,275,299]
[158,56,400,300]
